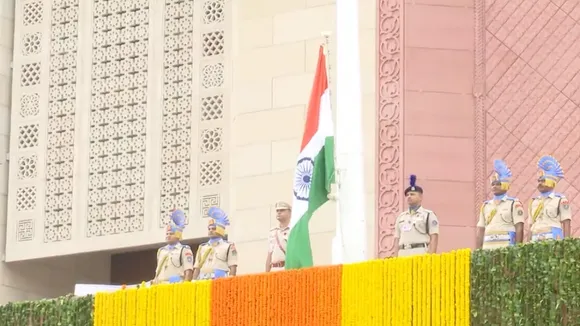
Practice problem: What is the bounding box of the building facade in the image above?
[0,0,580,304]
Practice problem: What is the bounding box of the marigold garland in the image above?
[211,266,341,326]
[92,250,471,326]
[341,259,385,325]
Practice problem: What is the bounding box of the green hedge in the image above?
[2,239,580,326]
[471,238,580,325]
[0,294,93,326]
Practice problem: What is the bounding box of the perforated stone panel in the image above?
[45,0,79,242]
[6,0,231,261]
[196,0,227,219]
[159,0,194,227]
[483,0,580,237]
[7,0,47,250]
[87,0,150,237]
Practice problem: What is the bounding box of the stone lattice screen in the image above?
[6,0,230,261]
[481,0,580,237]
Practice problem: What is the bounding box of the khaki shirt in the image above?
[529,193,571,234]
[193,240,238,275]
[154,243,194,283]
[395,207,439,246]
[268,226,289,263]
[477,196,524,249]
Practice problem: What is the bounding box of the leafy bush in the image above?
[471,238,580,325]
[0,294,93,326]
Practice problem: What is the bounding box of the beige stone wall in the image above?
[229,0,377,275]
[0,0,109,305]
[0,0,379,304]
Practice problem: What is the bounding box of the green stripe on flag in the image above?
[286,136,335,269]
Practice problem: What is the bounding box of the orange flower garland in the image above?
[210,266,341,326]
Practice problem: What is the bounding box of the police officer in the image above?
[266,201,291,272]
[529,155,571,241]
[394,174,440,257]
[476,159,525,250]
[192,207,238,280]
[152,209,194,284]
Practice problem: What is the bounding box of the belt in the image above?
[271,261,285,268]
[401,243,428,250]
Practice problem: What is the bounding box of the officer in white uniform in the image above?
[394,174,440,257]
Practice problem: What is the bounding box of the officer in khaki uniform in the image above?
[265,202,291,272]
[394,174,440,257]
[153,209,194,284]
[528,155,571,242]
[192,207,238,280]
[476,159,525,250]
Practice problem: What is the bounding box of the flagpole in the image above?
[321,32,344,266]
[335,0,367,263]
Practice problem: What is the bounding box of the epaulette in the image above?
[553,192,564,198]
[505,196,518,201]
[199,242,209,247]
[483,199,491,204]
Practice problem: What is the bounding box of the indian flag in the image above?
[285,46,335,270]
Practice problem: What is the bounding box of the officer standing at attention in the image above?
[192,207,238,280]
[394,175,440,257]
[152,209,194,284]
[265,201,291,272]
[476,159,525,250]
[529,155,571,241]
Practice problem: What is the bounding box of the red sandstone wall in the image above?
[376,0,580,258]
[376,0,476,258]
[484,0,580,237]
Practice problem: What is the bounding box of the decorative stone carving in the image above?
[20,93,40,118]
[474,0,486,225]
[202,31,224,57]
[87,0,149,237]
[200,127,223,153]
[18,154,38,180]
[16,186,37,212]
[200,94,224,121]
[376,0,402,258]
[44,0,79,243]
[21,62,41,87]
[201,63,224,89]
[199,160,223,187]
[200,194,220,217]
[202,0,224,24]
[23,1,43,26]
[17,220,34,242]
[159,0,194,227]
[18,123,39,149]
[22,32,42,56]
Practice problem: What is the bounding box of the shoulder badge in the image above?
[229,242,237,256]
[554,193,564,198]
